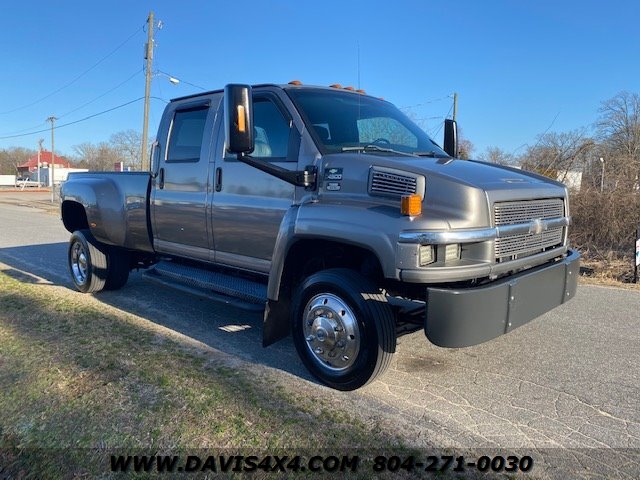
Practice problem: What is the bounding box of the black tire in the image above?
[291,268,396,391]
[68,229,108,293]
[104,247,130,291]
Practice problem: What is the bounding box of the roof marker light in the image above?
[288,80,302,85]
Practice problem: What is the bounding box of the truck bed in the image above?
[61,172,153,252]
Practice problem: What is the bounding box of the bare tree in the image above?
[520,130,594,182]
[596,91,640,159]
[457,129,475,159]
[109,130,142,170]
[0,147,36,175]
[478,146,516,166]
[595,91,640,192]
[73,142,123,171]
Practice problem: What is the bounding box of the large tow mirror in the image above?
[443,119,458,158]
[224,84,254,155]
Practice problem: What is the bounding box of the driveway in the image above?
[0,197,638,478]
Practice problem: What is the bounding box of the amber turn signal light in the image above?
[236,105,246,133]
[401,194,422,216]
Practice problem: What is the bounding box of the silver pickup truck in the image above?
[60,82,580,390]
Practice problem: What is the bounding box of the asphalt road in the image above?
[1,194,638,478]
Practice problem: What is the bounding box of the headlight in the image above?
[445,244,461,261]
[419,245,434,266]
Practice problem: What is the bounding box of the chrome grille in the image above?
[494,198,565,259]
[494,198,564,225]
[495,229,564,257]
[369,170,417,197]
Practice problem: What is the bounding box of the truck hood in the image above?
[318,153,568,230]
[321,152,567,200]
[370,155,563,191]
[322,153,565,191]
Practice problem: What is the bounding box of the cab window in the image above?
[166,106,208,162]
[225,97,293,161]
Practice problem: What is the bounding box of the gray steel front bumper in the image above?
[425,249,580,348]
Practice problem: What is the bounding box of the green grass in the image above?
[0,270,406,478]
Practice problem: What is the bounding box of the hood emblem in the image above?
[501,178,528,183]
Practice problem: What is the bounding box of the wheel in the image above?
[291,268,396,390]
[104,247,130,291]
[68,230,108,293]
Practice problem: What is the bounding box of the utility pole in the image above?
[141,10,154,171]
[47,116,57,203]
[37,139,44,187]
[452,92,458,122]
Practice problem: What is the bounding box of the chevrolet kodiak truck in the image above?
[60,82,580,390]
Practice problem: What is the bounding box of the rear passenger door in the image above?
[151,96,220,261]
[211,91,297,272]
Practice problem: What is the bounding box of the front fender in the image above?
[267,202,400,301]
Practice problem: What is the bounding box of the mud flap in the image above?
[263,299,291,347]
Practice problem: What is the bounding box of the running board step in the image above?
[143,261,267,306]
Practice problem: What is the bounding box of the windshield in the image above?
[286,88,448,157]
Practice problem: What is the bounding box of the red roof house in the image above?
[18,151,72,173]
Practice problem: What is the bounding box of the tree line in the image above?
[476,91,640,257]
[0,129,144,175]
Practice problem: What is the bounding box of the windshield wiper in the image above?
[414,151,449,158]
[341,145,417,157]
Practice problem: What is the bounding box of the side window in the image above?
[252,99,290,159]
[166,106,208,162]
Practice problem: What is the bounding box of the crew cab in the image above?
[60,82,580,390]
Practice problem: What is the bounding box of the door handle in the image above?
[159,167,165,189]
[215,167,222,192]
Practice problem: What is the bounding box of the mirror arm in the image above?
[236,153,317,189]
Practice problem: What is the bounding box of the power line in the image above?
[400,94,453,110]
[0,97,151,140]
[0,121,48,136]
[0,25,143,115]
[157,70,206,91]
[0,69,143,137]
[58,68,143,119]
[431,104,454,138]
[510,110,562,156]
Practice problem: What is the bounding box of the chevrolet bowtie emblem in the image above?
[529,219,545,235]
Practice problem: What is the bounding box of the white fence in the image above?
[0,175,17,186]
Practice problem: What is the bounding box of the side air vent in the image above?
[368,167,425,199]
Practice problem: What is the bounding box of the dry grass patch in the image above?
[0,271,404,478]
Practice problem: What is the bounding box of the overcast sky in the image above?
[1,0,638,157]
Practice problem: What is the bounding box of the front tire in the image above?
[291,268,396,390]
[68,230,108,293]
